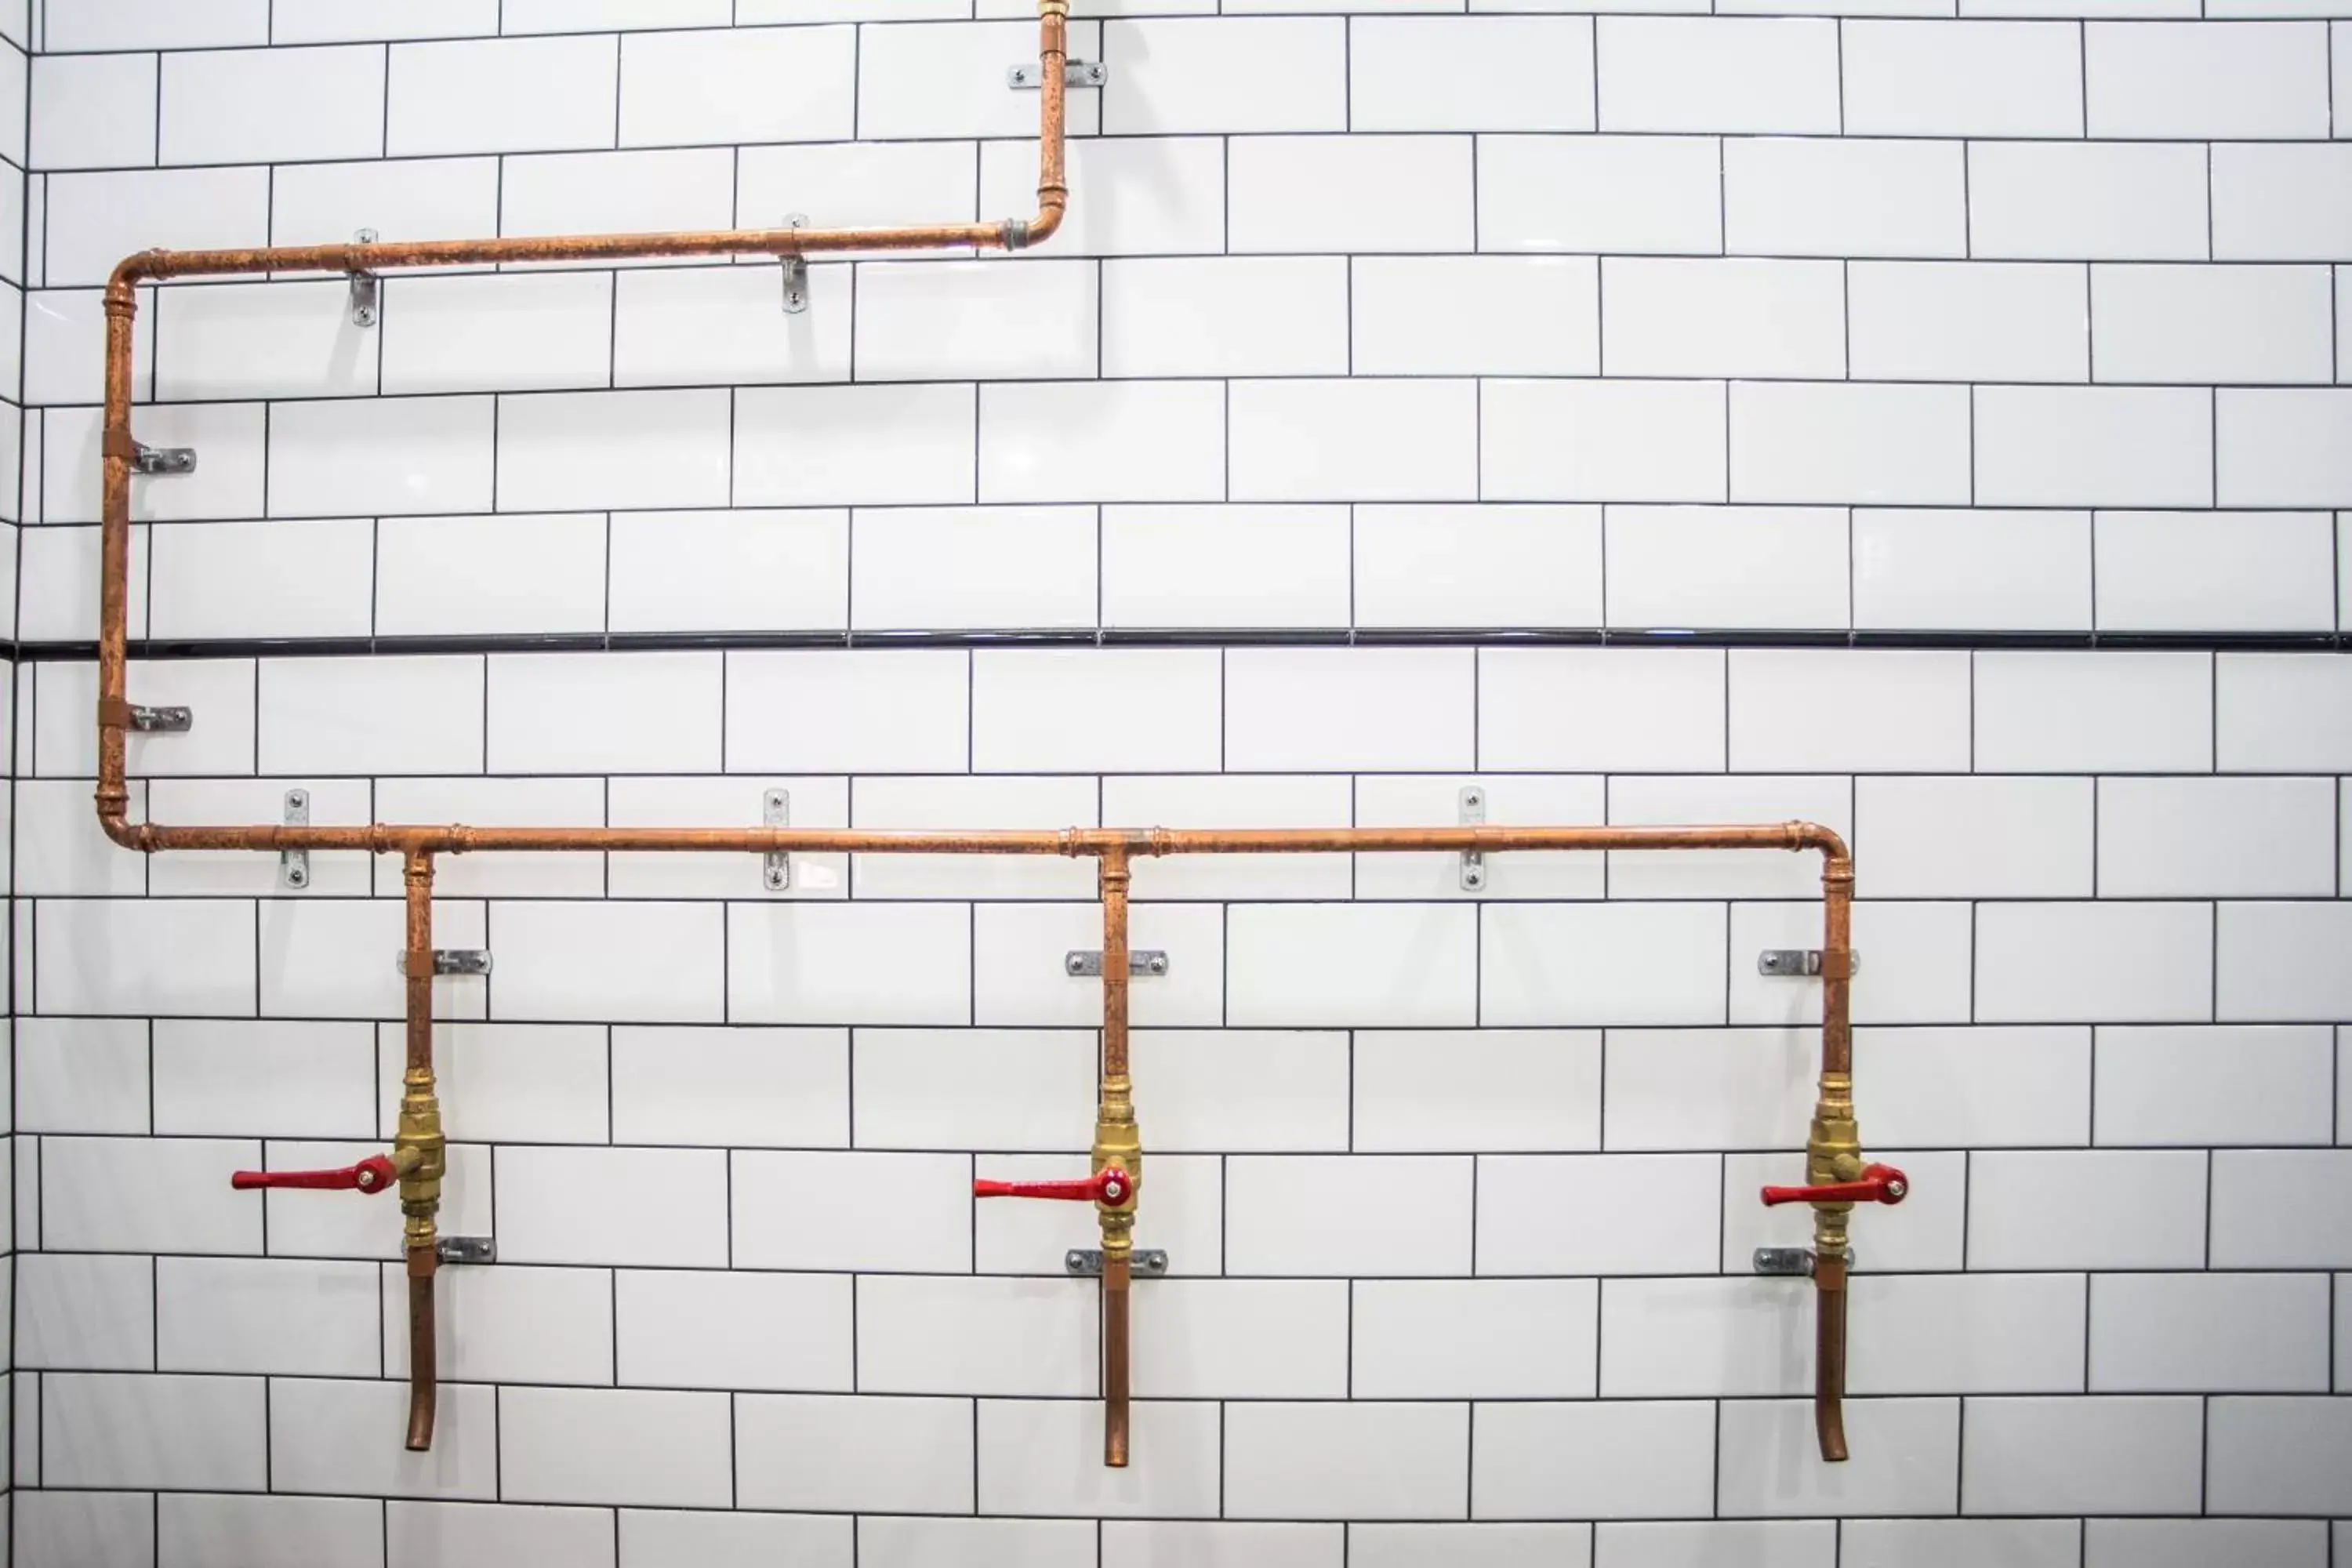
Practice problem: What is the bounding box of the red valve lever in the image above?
[974,1168,1132,1206]
[232,1155,400,1195]
[1761,1163,1909,1207]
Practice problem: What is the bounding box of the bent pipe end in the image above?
[405,1258,437,1451]
[1813,1253,1850,1463]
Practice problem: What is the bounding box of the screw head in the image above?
[1066,953,1087,975]
[1145,954,1168,975]
[288,789,307,808]
[286,867,307,887]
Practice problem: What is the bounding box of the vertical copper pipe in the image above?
[95,281,136,832]
[401,851,443,1451]
[1097,845,1136,1468]
[1811,852,1857,1461]
[1030,0,1069,245]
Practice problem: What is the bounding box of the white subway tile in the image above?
[2218,653,2352,772]
[981,135,1225,257]
[608,774,848,901]
[1734,899,1973,1029]
[1970,142,2209,260]
[499,1147,727,1268]
[161,44,383,165]
[2086,21,2331,138]
[2100,776,2336,897]
[499,389,731,513]
[1230,135,1473,253]
[1978,902,2213,1024]
[1131,1029,1349,1152]
[1354,1029,1601,1152]
[1606,1027,1815,1151]
[2212,144,2352,260]
[489,650,720,775]
[860,1517,1094,1568]
[1102,503,1348,631]
[272,0,495,41]
[387,35,618,156]
[2088,1520,2327,1568]
[158,1494,383,1568]
[1594,1524,1831,1568]
[154,1256,376,1377]
[733,1394,972,1515]
[2097,265,2332,387]
[858,20,1101,140]
[1353,773,1606,902]
[1479,133,1721,254]
[1355,504,1602,630]
[378,514,606,638]
[853,504,1093,632]
[1843,20,2082,136]
[858,1275,1096,1397]
[379,271,612,395]
[730,902,971,1025]
[1606,775,1849,902]
[387,1264,612,1387]
[36,899,256,1018]
[16,779,145,899]
[613,265,850,387]
[1104,1523,1341,1568]
[258,654,482,775]
[504,0,727,27]
[153,1018,376,1138]
[2217,390,2352,508]
[17,1253,153,1370]
[736,383,975,507]
[1229,904,1476,1027]
[17,524,150,645]
[501,147,731,242]
[45,167,270,289]
[858,1028,1091,1151]
[271,155,499,253]
[611,1025,846,1148]
[376,1021,605,1144]
[259,896,489,1023]
[617,1511,850,1568]
[1730,649,1971,772]
[154,278,378,402]
[2099,1025,2335,1146]
[36,657,256,781]
[2207,1397,2352,1515]
[1719,1399,1959,1517]
[25,285,153,405]
[727,649,968,774]
[1356,16,1595,132]
[1356,1279,1596,1399]
[270,1377,496,1500]
[1356,256,1599,377]
[1620,503,1838,637]
[1231,379,1477,503]
[1847,263,2089,383]
[1102,18,1345,134]
[1980,385,2215,506]
[856,260,1097,383]
[2096,510,2336,633]
[1479,1153,1720,1275]
[1353,1525,1591,1568]
[387,1503,613,1565]
[1724,139,1966,259]
[1102,257,1347,378]
[1962,1396,2203,1515]
[1226,648,1473,771]
[48,0,265,49]
[1107,774,1352,902]
[1857,1025,2090,1148]
[975,1399,1219,1520]
[1483,379,1728,503]
[44,1374,264,1491]
[268,394,494,518]
[619,25,853,147]
[1850,1274,2089,1394]
[49,402,267,524]
[1976,650,2212,772]
[502,1388,732,1508]
[733,1151,969,1272]
[1857,777,2092,899]
[1481,648,1725,771]
[1969,1149,2208,1269]
[2092,1272,2330,1392]
[851,775,1095,900]
[1601,1277,1809,1399]
[737,140,978,256]
[982,380,1223,503]
[1228,1154,1472,1276]
[609,510,846,634]
[1226,1403,1469,1522]
[2220,900,2352,1023]
[1123,1279,1348,1399]
[1606,259,1841,380]
[30,53,154,172]
[1598,17,1836,132]
[1475,1402,1715,1520]
[972,648,1221,772]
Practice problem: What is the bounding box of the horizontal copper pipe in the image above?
[106,822,1849,859]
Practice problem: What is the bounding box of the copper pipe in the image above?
[1094,844,1138,1468]
[1809,851,1857,1461]
[91,0,1069,846]
[400,851,445,1451]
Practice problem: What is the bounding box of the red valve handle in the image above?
[1761,1163,1908,1207]
[973,1168,1132,1206]
[232,1155,400,1195]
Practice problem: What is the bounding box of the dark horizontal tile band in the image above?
[9,628,2349,662]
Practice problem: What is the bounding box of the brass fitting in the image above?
[1091,1086,1142,1261]
[1806,1074,1863,1253]
[394,1066,446,1258]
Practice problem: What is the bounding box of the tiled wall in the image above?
[8,1,2352,1566]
